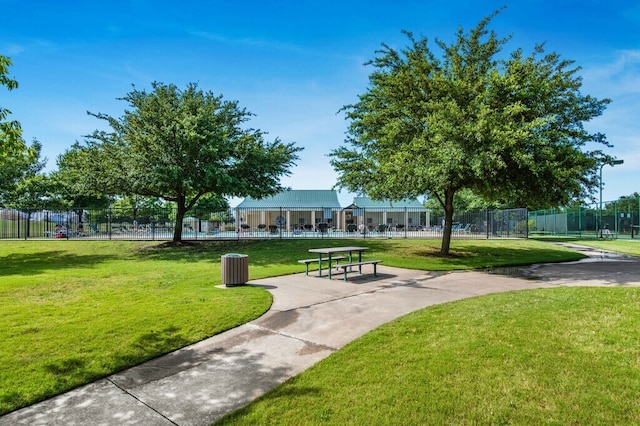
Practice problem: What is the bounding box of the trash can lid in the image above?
[222,253,247,257]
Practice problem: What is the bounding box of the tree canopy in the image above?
[330,10,613,254]
[0,55,44,203]
[49,144,112,222]
[424,188,505,220]
[74,82,302,241]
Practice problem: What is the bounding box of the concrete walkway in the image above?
[2,245,639,425]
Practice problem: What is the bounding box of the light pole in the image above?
[599,159,624,236]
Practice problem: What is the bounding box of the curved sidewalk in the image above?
[3,245,639,425]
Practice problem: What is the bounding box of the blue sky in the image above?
[2,0,639,206]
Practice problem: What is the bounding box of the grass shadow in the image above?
[132,238,587,271]
[0,251,119,276]
[134,239,360,268]
[217,386,323,424]
[44,357,87,376]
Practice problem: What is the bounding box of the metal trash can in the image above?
[221,253,249,286]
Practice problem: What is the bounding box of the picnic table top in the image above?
[308,246,369,254]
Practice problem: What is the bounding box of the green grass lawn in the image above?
[0,238,589,416]
[545,237,640,257]
[0,240,274,415]
[218,287,640,425]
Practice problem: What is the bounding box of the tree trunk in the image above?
[26,211,32,238]
[173,196,187,242]
[75,209,85,224]
[440,189,455,255]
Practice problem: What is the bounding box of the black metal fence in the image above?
[0,205,528,240]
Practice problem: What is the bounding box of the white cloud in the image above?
[189,30,306,55]
[583,49,640,96]
[2,43,25,55]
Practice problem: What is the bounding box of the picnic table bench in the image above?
[307,246,371,279]
[298,256,346,276]
[336,259,383,281]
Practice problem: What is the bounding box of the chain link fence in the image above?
[529,196,640,239]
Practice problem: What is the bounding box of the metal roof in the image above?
[237,190,342,209]
[350,196,428,210]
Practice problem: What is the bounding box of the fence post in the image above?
[486,209,489,239]
[15,208,20,238]
[614,201,618,237]
[27,209,33,240]
[17,210,20,240]
[577,205,581,238]
[404,207,408,239]
[362,208,366,239]
[235,207,239,241]
[637,196,640,238]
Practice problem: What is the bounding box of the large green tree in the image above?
[3,174,53,236]
[330,11,613,254]
[49,143,112,223]
[191,194,230,232]
[0,55,44,203]
[77,82,301,241]
[424,188,505,221]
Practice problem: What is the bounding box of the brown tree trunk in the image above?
[440,189,455,255]
[173,195,187,242]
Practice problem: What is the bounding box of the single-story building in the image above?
[235,189,342,232]
[235,190,430,232]
[343,197,430,232]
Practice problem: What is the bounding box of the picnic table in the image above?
[307,246,369,279]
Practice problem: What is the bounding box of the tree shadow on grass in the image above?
[217,385,324,424]
[399,244,585,269]
[44,357,87,376]
[0,251,119,276]
[134,239,329,268]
